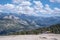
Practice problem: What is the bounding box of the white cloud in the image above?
[12,0,30,4]
[33,1,43,10]
[0,3,37,16]
[0,4,16,13]
[16,6,35,15]
[44,4,53,14]
[33,1,44,14]
[0,5,3,12]
[0,5,4,12]
[50,0,55,2]
[34,1,43,8]
[50,0,60,3]
[53,8,60,14]
[20,1,31,6]
[0,0,60,17]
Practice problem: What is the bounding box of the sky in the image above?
[0,0,60,17]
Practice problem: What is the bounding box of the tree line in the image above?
[7,24,60,35]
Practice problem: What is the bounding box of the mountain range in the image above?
[0,12,60,35]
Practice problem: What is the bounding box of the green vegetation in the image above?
[8,24,60,35]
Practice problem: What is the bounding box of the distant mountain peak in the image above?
[3,15,19,20]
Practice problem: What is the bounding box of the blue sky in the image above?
[0,0,60,17]
[0,0,11,4]
[0,0,60,8]
[40,0,60,8]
